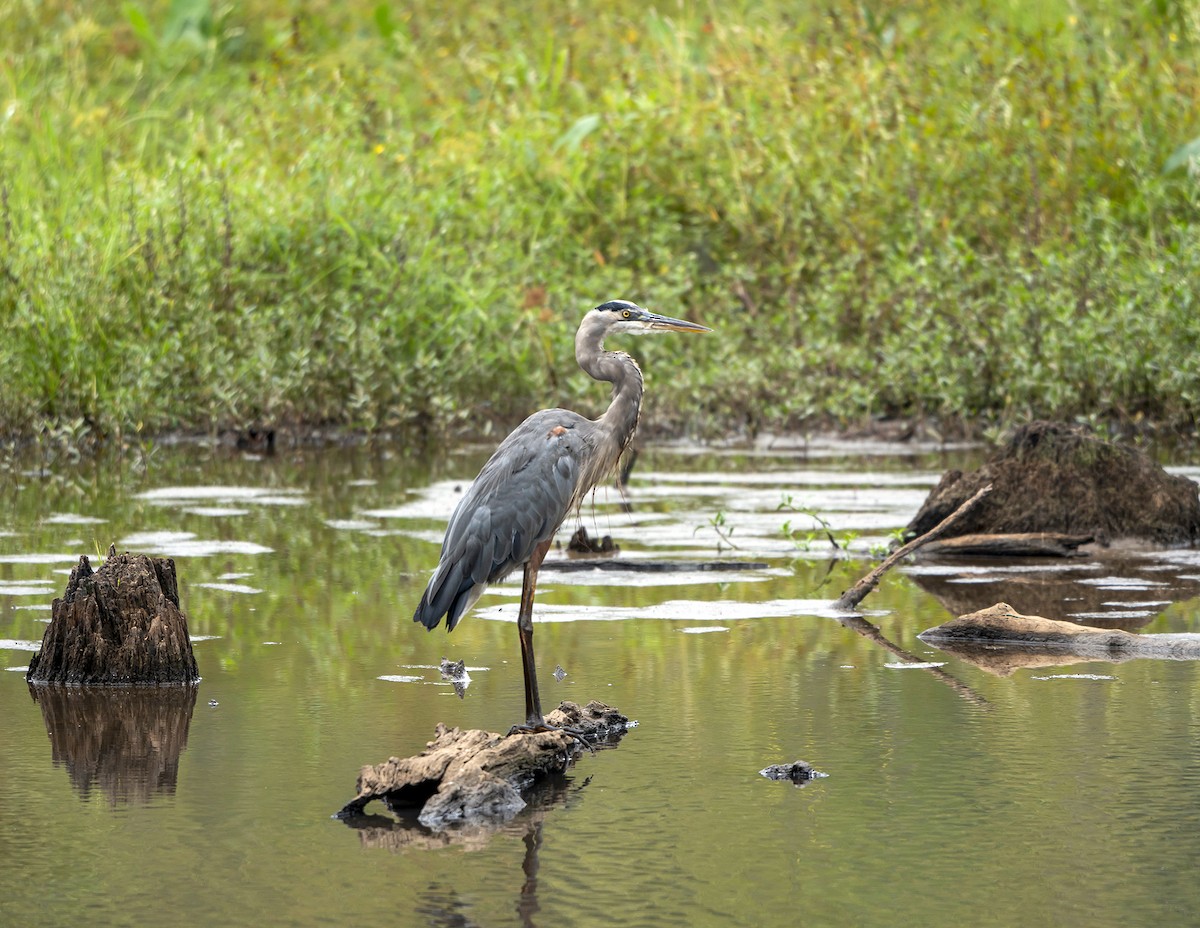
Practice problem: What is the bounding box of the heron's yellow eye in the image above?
[622,310,631,319]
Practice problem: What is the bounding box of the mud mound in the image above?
[906,421,1200,546]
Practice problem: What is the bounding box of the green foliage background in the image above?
[3,0,1200,442]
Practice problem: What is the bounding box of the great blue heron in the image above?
[413,299,710,734]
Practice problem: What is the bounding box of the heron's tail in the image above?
[413,569,480,632]
[412,590,444,631]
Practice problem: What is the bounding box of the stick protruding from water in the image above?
[834,484,994,612]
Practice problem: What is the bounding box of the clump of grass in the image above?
[2,0,1200,444]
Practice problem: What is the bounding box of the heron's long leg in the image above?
[510,541,593,752]
[518,539,552,727]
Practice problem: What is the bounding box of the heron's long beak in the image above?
[641,310,712,333]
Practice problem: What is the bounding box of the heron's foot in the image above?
[507,720,596,754]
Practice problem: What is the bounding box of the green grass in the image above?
[3,0,1200,445]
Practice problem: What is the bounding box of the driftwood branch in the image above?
[834,484,993,611]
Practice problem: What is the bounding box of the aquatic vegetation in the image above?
[697,508,740,553]
[778,493,854,554]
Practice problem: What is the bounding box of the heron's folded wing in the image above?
[415,411,592,630]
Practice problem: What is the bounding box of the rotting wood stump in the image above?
[27,548,200,686]
[337,701,631,829]
[905,420,1200,546]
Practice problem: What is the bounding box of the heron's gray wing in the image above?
[413,410,595,631]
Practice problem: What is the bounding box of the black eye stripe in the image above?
[595,300,639,314]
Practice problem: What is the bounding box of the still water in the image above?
[3,438,1200,927]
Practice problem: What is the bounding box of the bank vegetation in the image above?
[3,1,1200,445]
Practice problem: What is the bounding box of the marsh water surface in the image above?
[3,439,1200,927]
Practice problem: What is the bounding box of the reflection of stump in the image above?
[30,684,198,803]
[906,421,1200,545]
[27,550,199,685]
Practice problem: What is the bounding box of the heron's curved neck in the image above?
[576,324,644,454]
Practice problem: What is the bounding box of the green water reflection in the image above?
[1,441,1199,927]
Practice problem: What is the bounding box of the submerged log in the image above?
[337,701,630,828]
[907,563,1175,632]
[918,531,1093,558]
[906,420,1200,546]
[27,549,200,686]
[544,558,769,573]
[919,602,1200,665]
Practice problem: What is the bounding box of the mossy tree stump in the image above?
[27,548,200,686]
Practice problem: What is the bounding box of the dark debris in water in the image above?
[760,761,828,784]
[438,658,470,699]
[566,526,618,555]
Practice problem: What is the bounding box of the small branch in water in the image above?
[833,484,993,612]
[695,509,741,552]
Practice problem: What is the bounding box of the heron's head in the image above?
[588,300,711,337]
